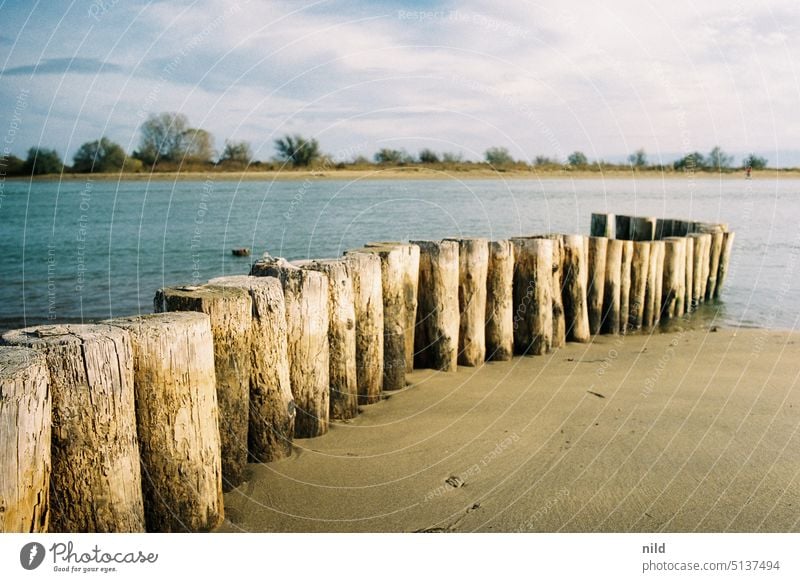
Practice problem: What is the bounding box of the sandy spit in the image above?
[219,327,800,533]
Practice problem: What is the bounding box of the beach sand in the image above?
[218,327,800,533]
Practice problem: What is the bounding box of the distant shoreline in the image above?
[7,168,797,182]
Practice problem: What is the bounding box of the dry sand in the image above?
[219,327,800,533]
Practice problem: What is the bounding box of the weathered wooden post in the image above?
[294,259,359,421]
[352,245,405,390]
[689,233,711,306]
[706,231,725,300]
[251,255,330,437]
[683,236,694,312]
[615,215,632,240]
[444,237,488,366]
[107,313,224,532]
[485,240,514,361]
[628,241,650,330]
[655,218,673,239]
[587,236,608,335]
[0,346,50,533]
[412,240,460,371]
[512,238,553,354]
[672,220,691,237]
[601,239,623,334]
[546,235,567,348]
[344,251,384,404]
[367,242,419,373]
[661,237,686,320]
[155,285,251,490]
[591,213,615,238]
[619,240,634,333]
[208,275,295,462]
[643,241,665,327]
[561,235,591,342]
[715,232,736,299]
[631,216,657,241]
[2,325,145,532]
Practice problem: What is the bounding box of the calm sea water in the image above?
[1,176,798,333]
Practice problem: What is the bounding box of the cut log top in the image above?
[105,310,211,332]
[0,344,46,376]
[2,323,128,348]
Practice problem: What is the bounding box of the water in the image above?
[1,176,798,333]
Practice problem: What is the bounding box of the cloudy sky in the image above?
[1,0,798,166]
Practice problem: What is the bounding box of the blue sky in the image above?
[1,0,798,166]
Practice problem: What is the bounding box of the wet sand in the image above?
[219,327,800,533]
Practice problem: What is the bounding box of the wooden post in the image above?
[706,231,725,300]
[2,324,145,533]
[628,242,650,330]
[683,236,694,313]
[251,256,330,437]
[644,241,665,327]
[619,240,633,333]
[444,237,488,366]
[587,236,608,335]
[367,242,419,373]
[155,285,252,490]
[512,238,553,355]
[601,239,623,334]
[485,240,514,361]
[547,235,567,348]
[561,235,591,342]
[411,240,459,371]
[615,215,632,240]
[294,259,359,421]
[689,233,711,306]
[0,346,50,533]
[106,313,224,532]
[344,251,384,404]
[591,213,615,238]
[672,220,691,237]
[351,246,405,390]
[661,238,686,320]
[631,216,657,241]
[208,275,294,462]
[715,232,736,299]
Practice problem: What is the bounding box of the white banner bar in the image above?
[1,533,797,581]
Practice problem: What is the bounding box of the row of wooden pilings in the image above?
[0,215,734,533]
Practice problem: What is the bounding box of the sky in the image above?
[1,0,798,166]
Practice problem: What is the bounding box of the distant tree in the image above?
[374,148,405,164]
[627,148,648,168]
[274,134,321,167]
[708,146,733,170]
[441,151,464,164]
[673,152,706,171]
[180,128,214,163]
[220,140,253,164]
[351,155,372,166]
[418,149,440,164]
[136,112,190,164]
[567,151,588,168]
[72,137,127,173]
[0,154,25,176]
[22,147,62,175]
[742,153,768,170]
[533,155,559,167]
[484,147,514,166]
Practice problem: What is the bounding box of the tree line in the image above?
[0,111,772,176]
